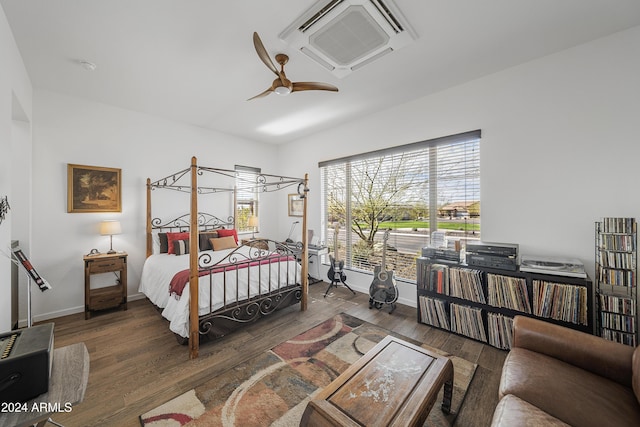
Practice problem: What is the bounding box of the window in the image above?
[320,130,481,283]
[235,165,261,233]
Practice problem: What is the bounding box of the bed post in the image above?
[146,178,152,258]
[300,173,309,311]
[233,185,237,229]
[189,156,199,359]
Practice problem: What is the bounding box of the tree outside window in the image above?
[321,131,481,282]
[235,165,260,233]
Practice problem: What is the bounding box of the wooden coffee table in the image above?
[300,335,454,427]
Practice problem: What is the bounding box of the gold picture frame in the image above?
[67,164,122,213]
[288,194,304,217]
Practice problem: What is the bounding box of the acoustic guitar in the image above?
[369,229,398,313]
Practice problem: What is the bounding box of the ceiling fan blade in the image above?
[250,33,339,99]
[292,82,339,93]
[253,32,279,77]
[247,87,273,101]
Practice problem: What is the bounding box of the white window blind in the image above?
[320,130,481,283]
[235,165,261,233]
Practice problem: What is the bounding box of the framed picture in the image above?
[67,164,122,213]
[288,193,304,217]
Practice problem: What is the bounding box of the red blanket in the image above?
[168,254,295,298]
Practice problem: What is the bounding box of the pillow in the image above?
[158,232,168,253]
[151,232,161,254]
[210,236,237,251]
[173,239,190,256]
[199,231,219,251]
[217,228,238,244]
[166,231,190,255]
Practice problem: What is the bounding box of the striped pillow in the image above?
[173,239,190,256]
[166,232,190,255]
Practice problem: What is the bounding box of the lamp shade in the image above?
[248,216,259,227]
[100,220,122,236]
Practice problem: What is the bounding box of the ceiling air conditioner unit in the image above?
[279,0,417,78]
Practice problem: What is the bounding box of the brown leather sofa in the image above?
[491,315,640,427]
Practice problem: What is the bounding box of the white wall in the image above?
[278,25,640,307]
[0,7,32,333]
[18,22,640,320]
[29,90,282,322]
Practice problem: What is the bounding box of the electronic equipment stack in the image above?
[466,242,519,271]
[421,247,461,264]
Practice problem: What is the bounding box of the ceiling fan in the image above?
[248,32,338,100]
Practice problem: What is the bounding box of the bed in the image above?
[141,157,309,358]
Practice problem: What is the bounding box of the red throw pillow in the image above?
[217,228,238,244]
[166,232,190,255]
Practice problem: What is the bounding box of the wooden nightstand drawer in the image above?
[89,285,123,310]
[88,257,124,273]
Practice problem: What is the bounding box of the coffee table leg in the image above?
[441,377,453,414]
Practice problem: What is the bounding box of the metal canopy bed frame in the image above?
[145,157,309,359]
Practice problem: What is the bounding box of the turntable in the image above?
[520,255,587,278]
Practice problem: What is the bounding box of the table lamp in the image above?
[248,216,259,239]
[100,220,121,254]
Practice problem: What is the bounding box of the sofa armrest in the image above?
[512,315,635,387]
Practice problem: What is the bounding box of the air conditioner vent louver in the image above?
[370,0,403,33]
[299,0,343,32]
[280,0,416,78]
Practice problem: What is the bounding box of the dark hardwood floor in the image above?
[46,283,505,426]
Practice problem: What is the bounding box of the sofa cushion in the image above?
[491,394,570,427]
[500,348,640,427]
[512,316,634,387]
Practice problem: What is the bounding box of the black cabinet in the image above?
[416,257,593,350]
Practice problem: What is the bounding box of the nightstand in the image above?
[83,252,127,319]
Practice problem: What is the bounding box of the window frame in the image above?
[319,130,481,283]
[235,165,261,234]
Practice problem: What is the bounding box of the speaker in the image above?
[0,323,54,403]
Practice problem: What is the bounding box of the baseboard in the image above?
[19,292,149,326]
[128,292,147,302]
[316,281,417,309]
[21,306,84,326]
[19,289,413,327]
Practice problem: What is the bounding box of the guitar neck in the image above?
[332,226,340,262]
[381,230,391,272]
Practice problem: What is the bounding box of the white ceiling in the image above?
[3,0,640,144]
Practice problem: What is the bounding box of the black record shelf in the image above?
[416,257,593,350]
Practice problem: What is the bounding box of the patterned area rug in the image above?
[140,313,477,427]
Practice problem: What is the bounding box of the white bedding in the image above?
[138,246,301,337]
[139,251,196,308]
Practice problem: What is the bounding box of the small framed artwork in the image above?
[67,164,122,213]
[288,194,304,217]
